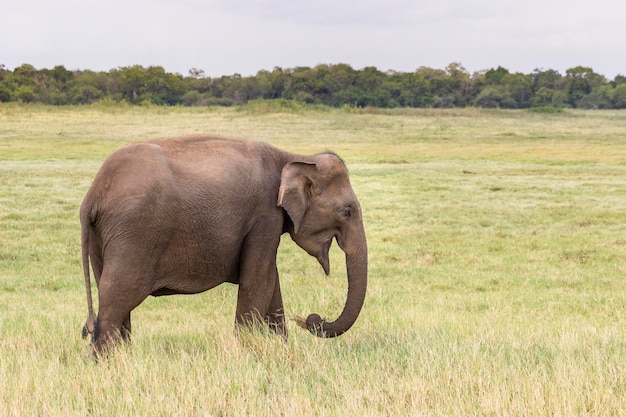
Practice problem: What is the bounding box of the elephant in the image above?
[80,135,368,354]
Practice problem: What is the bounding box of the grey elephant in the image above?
[81,135,368,354]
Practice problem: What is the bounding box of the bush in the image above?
[205,97,234,107]
[181,91,202,106]
[71,85,104,104]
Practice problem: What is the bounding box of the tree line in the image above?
[1,62,625,109]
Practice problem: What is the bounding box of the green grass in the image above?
[1,103,625,416]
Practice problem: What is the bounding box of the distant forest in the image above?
[1,62,625,109]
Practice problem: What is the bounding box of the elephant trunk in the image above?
[299,223,368,338]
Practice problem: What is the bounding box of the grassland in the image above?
[1,102,625,416]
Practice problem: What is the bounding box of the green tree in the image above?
[395,72,431,107]
[502,72,533,108]
[351,66,391,107]
[613,74,626,86]
[144,66,185,105]
[483,66,510,85]
[612,84,626,108]
[33,65,74,104]
[118,66,148,103]
[530,87,556,107]
[417,66,456,107]
[0,64,9,102]
[327,64,358,106]
[282,67,315,102]
[474,86,517,108]
[446,62,473,105]
[71,70,111,103]
[577,84,613,109]
[183,70,212,105]
[563,66,606,108]
[330,64,357,88]
[531,68,562,91]
[217,73,261,105]
[254,67,286,100]
[475,66,534,108]
[5,64,38,102]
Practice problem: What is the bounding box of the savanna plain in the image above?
[0,102,625,416]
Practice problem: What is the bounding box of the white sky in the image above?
[1,0,625,79]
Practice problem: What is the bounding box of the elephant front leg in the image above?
[266,273,287,339]
[234,225,286,338]
[121,313,131,343]
[234,256,286,337]
[234,265,276,333]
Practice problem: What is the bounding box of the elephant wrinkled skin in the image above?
[81,135,368,354]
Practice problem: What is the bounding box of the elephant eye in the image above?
[340,207,352,219]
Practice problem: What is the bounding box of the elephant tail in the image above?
[80,202,96,338]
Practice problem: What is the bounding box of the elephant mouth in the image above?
[316,237,334,275]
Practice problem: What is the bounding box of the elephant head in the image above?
[278,153,368,337]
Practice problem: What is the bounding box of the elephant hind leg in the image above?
[92,311,133,357]
[93,279,147,355]
[92,253,154,356]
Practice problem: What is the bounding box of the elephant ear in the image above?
[278,161,317,234]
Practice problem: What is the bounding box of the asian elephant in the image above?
[80,135,368,354]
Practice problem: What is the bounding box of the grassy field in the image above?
[1,102,625,416]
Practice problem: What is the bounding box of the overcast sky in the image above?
[1,0,625,79]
